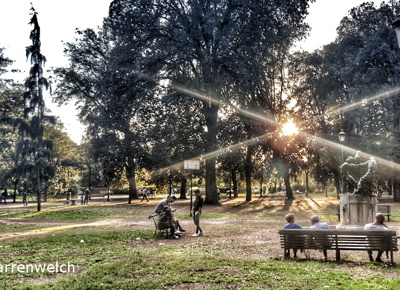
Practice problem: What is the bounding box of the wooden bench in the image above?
[377,204,391,221]
[88,192,109,199]
[148,214,171,238]
[279,229,398,263]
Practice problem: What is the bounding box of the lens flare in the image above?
[281,122,298,136]
[130,74,400,175]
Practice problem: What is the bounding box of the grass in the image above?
[1,196,400,289]
[0,206,136,222]
[2,230,400,289]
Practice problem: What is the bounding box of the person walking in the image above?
[84,188,90,205]
[141,188,149,202]
[191,189,204,237]
[22,189,28,206]
[2,188,8,204]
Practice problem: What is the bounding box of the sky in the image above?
[0,0,382,144]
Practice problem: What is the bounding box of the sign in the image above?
[184,160,200,170]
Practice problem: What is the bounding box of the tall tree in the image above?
[23,6,55,211]
[107,0,313,204]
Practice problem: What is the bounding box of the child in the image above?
[191,189,204,237]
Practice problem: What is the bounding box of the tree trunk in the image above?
[245,145,253,202]
[126,155,138,204]
[334,175,341,199]
[180,177,187,199]
[205,157,218,204]
[283,168,294,200]
[44,186,48,202]
[204,102,219,205]
[394,179,400,202]
[305,170,309,197]
[88,165,92,191]
[37,174,41,212]
[388,178,393,196]
[232,170,238,197]
[13,181,18,203]
[260,176,263,197]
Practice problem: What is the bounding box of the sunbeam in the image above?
[320,87,400,119]
[171,83,278,126]
[131,72,400,176]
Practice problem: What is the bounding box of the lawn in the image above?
[0,195,399,289]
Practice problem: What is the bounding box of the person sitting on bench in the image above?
[284,213,303,258]
[310,215,330,260]
[364,213,388,262]
[155,196,185,238]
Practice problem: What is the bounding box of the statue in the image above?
[341,152,377,195]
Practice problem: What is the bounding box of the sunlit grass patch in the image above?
[0,208,131,222]
[0,222,52,233]
[175,212,238,220]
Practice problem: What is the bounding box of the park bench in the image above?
[377,204,391,221]
[88,191,109,199]
[279,229,399,263]
[148,214,171,238]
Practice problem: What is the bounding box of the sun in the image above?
[281,122,298,136]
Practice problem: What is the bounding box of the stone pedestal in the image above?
[336,193,378,229]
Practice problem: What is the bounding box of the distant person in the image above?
[364,213,389,262]
[22,189,28,206]
[310,215,330,260]
[27,189,33,201]
[2,188,8,204]
[191,189,204,237]
[283,213,303,258]
[141,188,149,202]
[64,191,71,205]
[84,188,90,205]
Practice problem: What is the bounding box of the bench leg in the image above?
[391,250,394,264]
[336,250,340,261]
[284,248,289,259]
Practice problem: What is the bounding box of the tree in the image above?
[107,0,313,204]
[22,6,55,211]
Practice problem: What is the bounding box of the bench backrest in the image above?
[279,229,398,251]
[377,204,391,214]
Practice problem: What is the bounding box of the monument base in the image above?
[336,193,377,229]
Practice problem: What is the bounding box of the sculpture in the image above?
[341,152,377,195]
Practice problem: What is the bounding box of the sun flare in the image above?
[281,122,298,136]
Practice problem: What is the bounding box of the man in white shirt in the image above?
[310,215,329,229]
[364,213,388,262]
[310,215,330,259]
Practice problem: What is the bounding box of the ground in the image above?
[0,194,399,288]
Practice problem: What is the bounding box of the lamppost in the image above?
[339,129,346,195]
[392,16,400,48]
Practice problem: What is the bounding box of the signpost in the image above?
[184,160,200,216]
